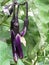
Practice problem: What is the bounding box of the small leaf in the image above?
[17,59,24,65]
[0,31,10,39]
[0,41,10,65]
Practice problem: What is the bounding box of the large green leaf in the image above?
[0,41,10,65]
[0,31,10,39]
[17,59,25,65]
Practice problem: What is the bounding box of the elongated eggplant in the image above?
[11,3,23,62]
[14,34,23,58]
[11,1,29,62]
[11,30,23,61]
[24,2,29,29]
[11,30,18,62]
[10,2,18,62]
[20,2,29,36]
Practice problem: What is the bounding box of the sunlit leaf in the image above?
[0,41,10,65]
[17,59,25,65]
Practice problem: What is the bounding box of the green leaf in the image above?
[0,0,3,3]
[35,0,49,12]
[38,62,44,65]
[17,0,25,3]
[0,31,10,39]
[17,59,25,65]
[1,0,10,6]
[0,41,10,65]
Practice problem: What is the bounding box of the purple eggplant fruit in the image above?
[11,30,23,61]
[10,1,29,62]
[14,34,23,58]
[11,30,18,61]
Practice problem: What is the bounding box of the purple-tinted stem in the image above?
[20,27,27,36]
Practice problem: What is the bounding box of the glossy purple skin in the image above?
[11,30,23,61]
[14,34,23,58]
[11,30,17,59]
[10,2,29,62]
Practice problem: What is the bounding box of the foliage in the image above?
[0,0,49,65]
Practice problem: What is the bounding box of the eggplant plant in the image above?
[0,0,49,65]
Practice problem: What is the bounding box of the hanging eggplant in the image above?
[10,1,29,62]
[19,2,29,36]
[11,4,23,62]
